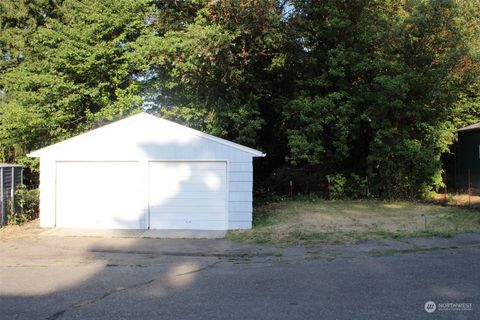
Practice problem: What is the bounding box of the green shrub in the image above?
[345,173,369,199]
[8,185,39,225]
[326,174,347,199]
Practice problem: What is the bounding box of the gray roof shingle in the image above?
[458,122,480,132]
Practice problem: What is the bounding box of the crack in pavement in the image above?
[45,279,155,320]
[90,248,272,258]
[176,260,221,276]
[45,260,222,320]
[91,249,155,255]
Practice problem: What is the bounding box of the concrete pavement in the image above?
[40,228,227,239]
[1,234,480,319]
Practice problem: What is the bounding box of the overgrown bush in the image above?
[257,168,372,201]
[367,138,444,199]
[326,174,346,199]
[345,174,369,199]
[7,185,39,225]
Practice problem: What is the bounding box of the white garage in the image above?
[28,113,265,230]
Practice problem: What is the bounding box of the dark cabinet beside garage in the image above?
[0,164,23,225]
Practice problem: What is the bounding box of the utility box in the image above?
[0,164,23,226]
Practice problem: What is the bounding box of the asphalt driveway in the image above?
[1,234,479,320]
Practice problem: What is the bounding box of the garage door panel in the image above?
[151,219,226,230]
[154,170,227,178]
[56,162,144,229]
[149,161,227,230]
[151,191,226,199]
[56,161,227,230]
[151,183,227,192]
[149,206,226,214]
[150,213,225,221]
[150,198,226,208]
[153,162,225,170]
[150,178,227,187]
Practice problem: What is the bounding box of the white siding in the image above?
[229,162,252,172]
[229,192,252,202]
[229,172,253,182]
[229,181,252,192]
[39,159,56,227]
[229,212,251,221]
[228,161,253,229]
[229,201,253,212]
[229,221,252,229]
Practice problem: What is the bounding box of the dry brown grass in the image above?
[227,200,480,245]
[430,193,480,208]
[0,220,43,240]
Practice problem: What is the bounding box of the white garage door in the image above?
[149,162,227,230]
[56,162,145,229]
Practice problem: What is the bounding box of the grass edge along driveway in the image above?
[227,200,480,245]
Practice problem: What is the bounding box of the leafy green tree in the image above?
[365,0,479,197]
[145,0,286,146]
[284,0,479,197]
[0,0,153,166]
[0,0,59,76]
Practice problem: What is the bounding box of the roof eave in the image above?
[458,128,480,133]
[458,122,480,133]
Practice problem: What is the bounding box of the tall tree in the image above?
[0,0,153,166]
[365,0,479,197]
[145,0,287,147]
[283,0,479,197]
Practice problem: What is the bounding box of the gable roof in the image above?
[28,112,265,157]
[458,122,480,133]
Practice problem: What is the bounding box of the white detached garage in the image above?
[28,113,265,230]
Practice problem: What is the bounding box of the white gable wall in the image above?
[32,114,258,161]
[34,113,261,230]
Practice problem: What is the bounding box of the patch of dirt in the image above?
[0,220,43,240]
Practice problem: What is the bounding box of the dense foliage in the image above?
[1,0,479,198]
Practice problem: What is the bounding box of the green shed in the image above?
[454,122,480,191]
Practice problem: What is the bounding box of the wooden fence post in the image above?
[444,169,447,202]
[468,168,471,206]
